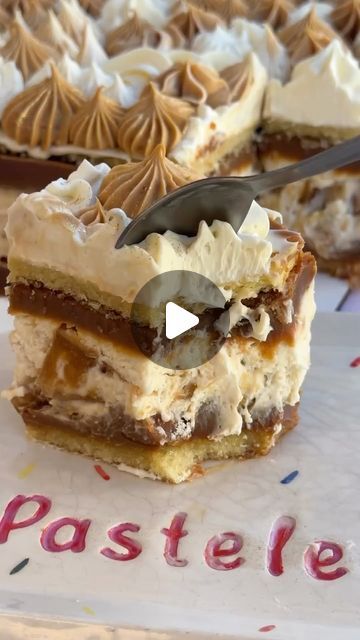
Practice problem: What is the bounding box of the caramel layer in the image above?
[0,155,74,191]
[216,143,258,176]
[9,252,315,356]
[260,133,360,175]
[13,389,298,447]
[25,404,298,483]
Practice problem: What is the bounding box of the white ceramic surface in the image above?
[0,312,359,639]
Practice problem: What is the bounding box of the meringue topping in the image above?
[69,87,125,150]
[78,198,107,225]
[0,7,11,31]
[331,0,360,42]
[220,54,255,102]
[188,0,249,23]
[117,82,194,159]
[77,22,108,65]
[0,15,55,80]
[251,0,294,29]
[4,0,52,28]
[278,6,338,63]
[58,0,89,46]
[34,10,79,57]
[98,143,202,217]
[105,12,172,56]
[157,61,230,108]
[166,5,224,44]
[2,64,84,149]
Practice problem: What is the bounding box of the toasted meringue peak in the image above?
[220,54,255,102]
[331,0,360,42]
[78,198,107,225]
[156,61,230,107]
[105,12,172,57]
[117,81,194,159]
[251,0,294,29]
[58,0,89,46]
[69,87,125,150]
[166,5,224,44]
[34,10,79,57]
[2,63,84,149]
[77,22,108,65]
[99,143,202,217]
[78,0,105,17]
[0,14,55,79]
[279,6,338,62]
[188,0,249,23]
[3,0,52,28]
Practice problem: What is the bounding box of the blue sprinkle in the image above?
[280,470,299,485]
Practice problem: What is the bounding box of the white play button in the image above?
[165,302,199,340]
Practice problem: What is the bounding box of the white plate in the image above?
[0,312,359,640]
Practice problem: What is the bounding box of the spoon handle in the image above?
[248,135,360,195]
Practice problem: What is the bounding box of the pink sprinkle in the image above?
[94,465,110,481]
[350,357,360,368]
[259,625,276,633]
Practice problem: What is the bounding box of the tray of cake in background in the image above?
[0,0,359,287]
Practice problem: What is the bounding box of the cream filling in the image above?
[6,283,314,442]
[260,158,360,259]
[0,186,22,258]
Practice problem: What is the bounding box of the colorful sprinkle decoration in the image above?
[350,357,360,368]
[94,465,110,481]
[82,606,96,616]
[17,463,36,479]
[10,558,30,575]
[259,625,276,633]
[280,470,299,485]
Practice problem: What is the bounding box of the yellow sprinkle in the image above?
[82,606,95,616]
[18,463,36,479]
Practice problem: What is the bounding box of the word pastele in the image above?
[0,494,349,581]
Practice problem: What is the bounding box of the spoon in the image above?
[116,135,360,248]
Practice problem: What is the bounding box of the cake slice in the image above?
[260,40,360,285]
[4,146,316,483]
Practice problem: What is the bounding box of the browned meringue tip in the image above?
[78,198,107,225]
[68,86,125,150]
[331,0,360,42]
[220,54,255,103]
[2,62,84,150]
[187,0,249,23]
[166,3,224,43]
[105,11,172,57]
[78,0,106,18]
[157,60,230,108]
[98,143,203,218]
[278,6,338,63]
[0,13,55,79]
[251,0,295,30]
[117,81,194,160]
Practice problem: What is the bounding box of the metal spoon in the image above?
[116,135,360,248]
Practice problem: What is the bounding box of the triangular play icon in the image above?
[165,302,199,340]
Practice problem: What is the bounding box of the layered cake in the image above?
[261,40,360,285]
[4,148,316,483]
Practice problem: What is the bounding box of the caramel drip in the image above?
[105,12,171,56]
[0,16,55,79]
[78,199,107,225]
[279,7,337,62]
[99,143,202,217]
[157,61,230,108]
[2,64,84,149]
[39,327,96,398]
[166,5,223,44]
[331,0,360,42]
[251,0,294,29]
[78,0,105,17]
[220,55,255,103]
[117,82,194,159]
[188,0,249,23]
[69,87,125,150]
